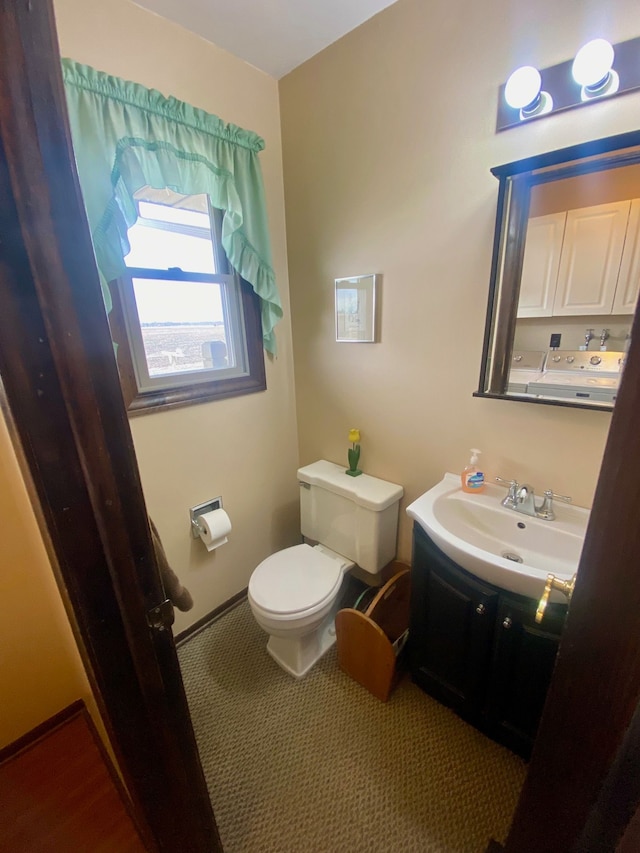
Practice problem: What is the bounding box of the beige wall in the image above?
[280,0,640,564]
[54,0,300,632]
[0,412,92,748]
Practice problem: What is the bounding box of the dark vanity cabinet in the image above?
[409,528,498,714]
[409,523,567,758]
[485,591,567,756]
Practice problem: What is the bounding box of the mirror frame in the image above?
[475,128,640,413]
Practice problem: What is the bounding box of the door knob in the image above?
[536,573,576,623]
[502,617,512,629]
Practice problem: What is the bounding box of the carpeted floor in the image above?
[178,600,526,853]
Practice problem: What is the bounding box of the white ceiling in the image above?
[134,0,399,79]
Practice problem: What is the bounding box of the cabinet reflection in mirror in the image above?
[476,130,640,412]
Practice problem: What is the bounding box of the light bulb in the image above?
[572,39,614,88]
[504,66,542,110]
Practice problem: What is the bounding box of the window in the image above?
[109,190,265,414]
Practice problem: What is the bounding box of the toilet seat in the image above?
[249,544,344,616]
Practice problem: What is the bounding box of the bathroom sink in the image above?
[406,473,590,600]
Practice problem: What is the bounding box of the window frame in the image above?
[107,199,266,415]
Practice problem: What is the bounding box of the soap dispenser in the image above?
[461,449,485,493]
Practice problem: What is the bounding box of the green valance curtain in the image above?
[61,59,282,353]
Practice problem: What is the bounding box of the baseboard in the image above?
[0,699,85,763]
[175,588,247,645]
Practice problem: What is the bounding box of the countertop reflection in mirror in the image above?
[476,129,640,412]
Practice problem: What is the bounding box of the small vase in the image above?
[346,445,362,477]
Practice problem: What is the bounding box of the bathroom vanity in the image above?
[409,523,567,759]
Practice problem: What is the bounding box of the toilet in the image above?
[248,460,403,679]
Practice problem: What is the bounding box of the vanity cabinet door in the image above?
[613,198,640,315]
[486,593,567,758]
[553,200,630,316]
[409,525,498,717]
[517,212,567,318]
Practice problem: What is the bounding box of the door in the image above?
[553,200,630,315]
[410,526,498,715]
[613,198,640,315]
[499,248,640,848]
[517,212,566,317]
[486,594,566,759]
[0,3,220,851]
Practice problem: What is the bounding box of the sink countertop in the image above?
[406,473,590,600]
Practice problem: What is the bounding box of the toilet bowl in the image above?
[248,543,353,678]
[247,460,404,679]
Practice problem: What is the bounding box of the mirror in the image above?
[476,131,640,412]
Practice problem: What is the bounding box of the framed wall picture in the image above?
[335,274,380,342]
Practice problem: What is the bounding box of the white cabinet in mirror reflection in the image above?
[614,200,640,314]
[555,200,629,315]
[518,212,566,317]
[518,199,640,319]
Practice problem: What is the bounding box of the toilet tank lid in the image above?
[297,460,403,511]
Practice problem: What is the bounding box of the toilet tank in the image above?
[297,460,403,574]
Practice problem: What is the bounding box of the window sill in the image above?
[127,370,266,416]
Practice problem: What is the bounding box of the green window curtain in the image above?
[62,59,282,354]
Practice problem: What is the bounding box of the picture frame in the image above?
[335,274,380,343]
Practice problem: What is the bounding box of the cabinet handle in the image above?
[502,617,512,629]
[476,603,486,615]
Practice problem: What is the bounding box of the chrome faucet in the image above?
[584,328,594,350]
[495,478,572,521]
[496,478,519,509]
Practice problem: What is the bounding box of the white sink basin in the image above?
[406,473,590,600]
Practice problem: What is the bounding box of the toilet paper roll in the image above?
[197,508,232,552]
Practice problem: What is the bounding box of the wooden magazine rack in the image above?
[335,564,411,702]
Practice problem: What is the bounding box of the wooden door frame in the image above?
[0,3,221,851]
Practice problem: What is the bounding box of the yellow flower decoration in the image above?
[346,428,362,476]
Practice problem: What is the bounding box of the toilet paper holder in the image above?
[189,497,223,538]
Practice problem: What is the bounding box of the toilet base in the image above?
[266,610,338,679]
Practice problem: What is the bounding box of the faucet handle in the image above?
[536,489,572,521]
[496,477,519,507]
[543,489,572,503]
[495,476,518,489]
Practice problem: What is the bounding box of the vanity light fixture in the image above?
[496,34,640,131]
[504,65,553,119]
[572,38,619,101]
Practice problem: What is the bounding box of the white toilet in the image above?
[248,460,403,678]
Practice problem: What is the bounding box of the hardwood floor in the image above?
[1,703,148,852]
